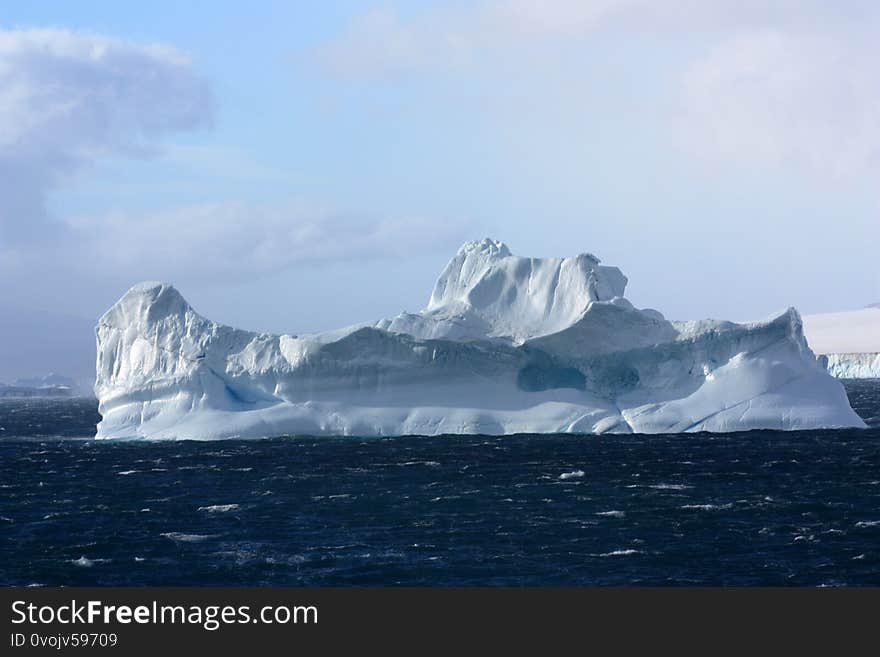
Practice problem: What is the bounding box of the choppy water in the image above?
[1,381,879,586]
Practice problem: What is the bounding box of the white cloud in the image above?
[0,27,213,244]
[0,28,210,150]
[313,1,880,182]
[0,26,466,296]
[312,2,629,78]
[312,1,833,79]
[679,30,880,176]
[63,202,464,281]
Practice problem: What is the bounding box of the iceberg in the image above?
[94,239,866,439]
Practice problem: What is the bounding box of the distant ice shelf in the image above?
[819,353,880,379]
[94,239,866,439]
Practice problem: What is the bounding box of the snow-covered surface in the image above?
[94,239,866,439]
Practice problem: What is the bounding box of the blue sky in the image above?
[1,1,878,340]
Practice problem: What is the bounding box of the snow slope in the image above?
[94,240,865,439]
[803,307,880,378]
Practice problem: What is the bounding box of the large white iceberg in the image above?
[94,239,866,439]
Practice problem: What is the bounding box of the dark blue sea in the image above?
[2,381,879,586]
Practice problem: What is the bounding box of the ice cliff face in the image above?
[94,240,866,439]
[820,353,880,379]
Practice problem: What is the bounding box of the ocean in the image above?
[1,380,879,586]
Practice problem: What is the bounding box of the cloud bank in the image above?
[67,203,460,281]
[313,1,829,79]
[681,30,880,176]
[313,1,880,178]
[0,27,461,286]
[0,28,213,245]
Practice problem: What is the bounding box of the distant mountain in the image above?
[0,305,96,393]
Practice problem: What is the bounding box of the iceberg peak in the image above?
[456,238,512,258]
[415,239,629,343]
[100,281,191,328]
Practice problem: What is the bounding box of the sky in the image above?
[1,0,878,356]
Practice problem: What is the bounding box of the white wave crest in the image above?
[855,520,880,528]
[161,532,216,543]
[680,503,734,511]
[598,549,640,557]
[197,504,240,513]
[559,470,585,480]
